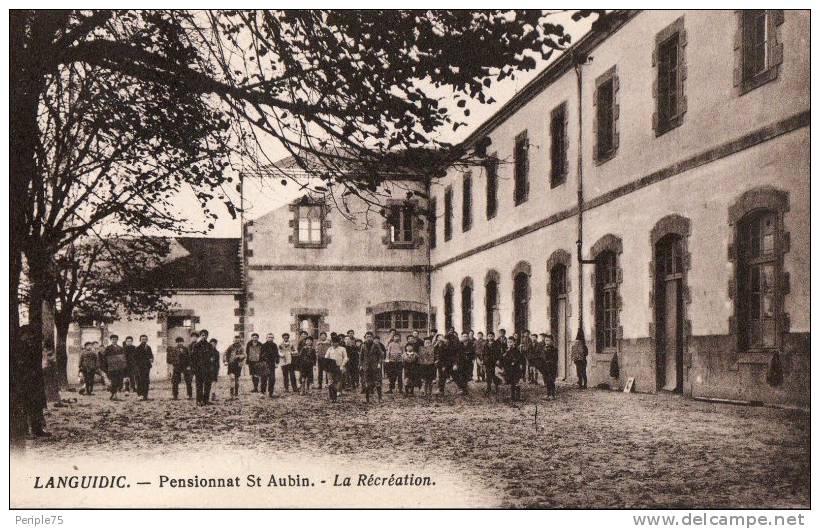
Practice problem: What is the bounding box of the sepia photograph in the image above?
[6,4,812,516]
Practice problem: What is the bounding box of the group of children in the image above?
[219,326,565,403]
[78,326,572,405]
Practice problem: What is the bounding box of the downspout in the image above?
[573,52,592,349]
[426,177,433,338]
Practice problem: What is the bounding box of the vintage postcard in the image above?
[8,6,811,513]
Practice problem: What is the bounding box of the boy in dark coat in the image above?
[417,337,436,397]
[123,336,138,394]
[135,335,154,400]
[502,337,525,401]
[260,334,279,397]
[402,342,418,396]
[245,333,263,392]
[360,332,383,403]
[209,338,221,401]
[344,336,360,390]
[298,337,317,395]
[101,334,128,400]
[483,332,503,395]
[191,330,214,406]
[79,341,98,395]
[224,336,245,399]
[168,336,193,400]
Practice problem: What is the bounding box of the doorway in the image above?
[550,264,571,381]
[655,235,684,392]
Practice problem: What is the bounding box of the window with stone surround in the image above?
[485,156,499,219]
[297,205,323,245]
[444,186,453,241]
[461,277,473,333]
[513,130,529,206]
[737,210,781,351]
[735,10,785,95]
[387,204,415,246]
[652,17,687,136]
[550,103,568,188]
[594,66,619,164]
[595,251,619,352]
[289,197,329,248]
[444,284,454,332]
[485,270,500,334]
[462,172,472,233]
[728,187,790,355]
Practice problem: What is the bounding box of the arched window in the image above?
[737,210,780,351]
[550,264,568,338]
[485,271,500,334]
[443,284,454,333]
[461,278,473,333]
[595,251,619,352]
[513,272,530,335]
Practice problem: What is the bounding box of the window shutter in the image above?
[562,107,570,176]
[733,13,743,87]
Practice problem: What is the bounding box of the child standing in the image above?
[385,335,404,393]
[79,342,98,395]
[298,337,317,395]
[224,336,245,399]
[402,342,418,396]
[324,335,348,402]
[502,337,525,401]
[417,337,436,397]
[279,334,296,392]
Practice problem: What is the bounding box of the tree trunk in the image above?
[55,316,71,387]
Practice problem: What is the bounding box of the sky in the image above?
[171,11,592,239]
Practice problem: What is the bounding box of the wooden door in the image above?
[656,235,684,392]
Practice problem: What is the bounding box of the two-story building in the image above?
[428,10,809,407]
[242,156,431,342]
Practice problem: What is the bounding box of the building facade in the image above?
[66,238,243,383]
[429,10,810,406]
[244,174,430,343]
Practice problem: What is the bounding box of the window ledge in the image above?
[739,68,779,96]
[550,176,567,189]
[594,149,618,166]
[388,242,416,250]
[655,116,683,137]
[294,242,327,249]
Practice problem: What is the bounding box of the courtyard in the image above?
[16,378,810,508]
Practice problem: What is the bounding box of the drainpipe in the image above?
[573,52,593,350]
[425,177,433,338]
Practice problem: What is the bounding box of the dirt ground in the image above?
[20,375,810,508]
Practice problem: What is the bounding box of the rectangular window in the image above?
[297,314,321,339]
[742,10,769,81]
[513,131,529,205]
[388,204,415,245]
[444,186,453,241]
[412,312,428,330]
[596,78,615,159]
[595,252,619,351]
[375,313,391,330]
[736,10,783,94]
[429,198,437,249]
[462,172,472,232]
[657,33,680,133]
[485,157,498,219]
[550,104,567,188]
[297,205,323,245]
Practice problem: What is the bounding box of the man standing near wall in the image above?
[360,331,383,403]
[192,329,214,406]
[245,333,263,392]
[571,336,588,389]
[134,335,154,401]
[260,334,279,397]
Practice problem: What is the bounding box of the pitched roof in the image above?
[137,237,241,291]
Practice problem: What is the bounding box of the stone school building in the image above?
[70,10,809,407]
